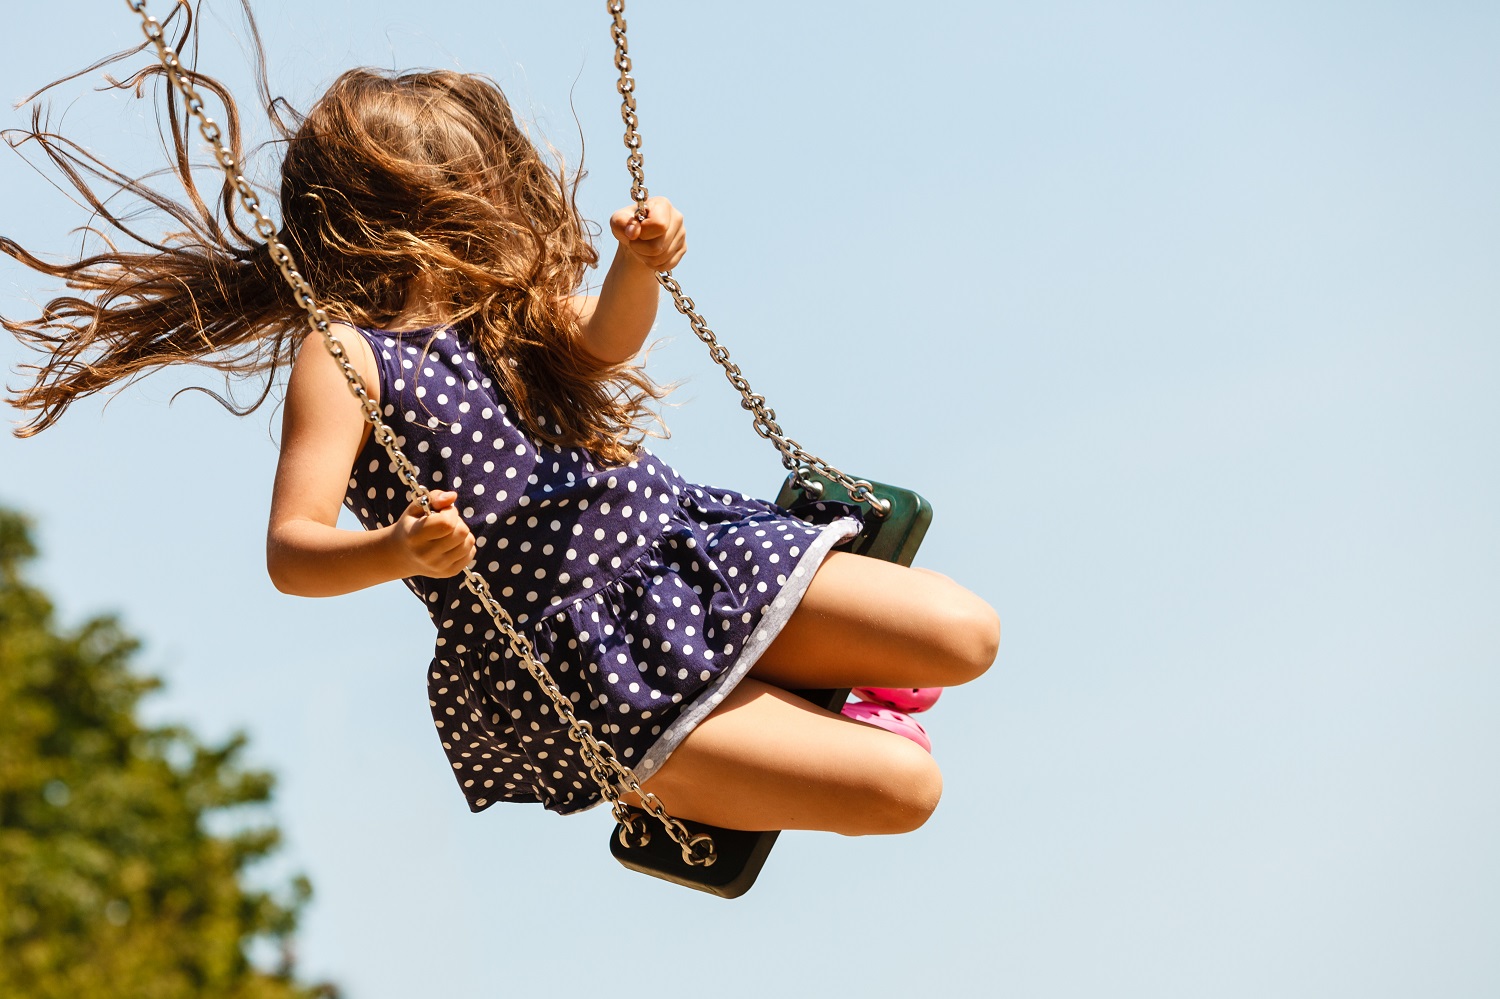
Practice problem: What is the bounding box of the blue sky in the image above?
[2,2,1497,997]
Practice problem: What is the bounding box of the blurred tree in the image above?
[0,508,336,998]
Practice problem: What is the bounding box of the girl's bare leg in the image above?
[634,553,997,834]
[752,551,1000,691]
[637,677,943,834]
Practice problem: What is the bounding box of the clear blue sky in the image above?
[3,2,1497,997]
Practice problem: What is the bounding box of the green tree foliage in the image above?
[0,509,336,998]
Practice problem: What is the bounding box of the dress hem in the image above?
[563,514,862,814]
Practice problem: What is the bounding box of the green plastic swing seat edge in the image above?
[609,472,933,897]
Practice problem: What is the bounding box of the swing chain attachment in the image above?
[122,0,715,871]
[617,810,653,849]
[606,1,892,519]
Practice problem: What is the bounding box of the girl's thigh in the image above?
[751,551,1000,691]
[636,677,942,835]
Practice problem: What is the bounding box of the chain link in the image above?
[605,0,891,518]
[123,0,713,868]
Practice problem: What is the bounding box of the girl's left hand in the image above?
[609,196,686,271]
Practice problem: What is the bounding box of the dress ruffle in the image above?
[431,495,861,815]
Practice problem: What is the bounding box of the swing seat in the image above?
[609,469,933,897]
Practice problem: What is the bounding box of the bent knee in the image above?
[849,740,943,836]
[935,594,1001,685]
[966,600,1002,678]
[911,569,999,684]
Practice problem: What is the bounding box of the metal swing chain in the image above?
[606,0,892,518]
[123,0,714,869]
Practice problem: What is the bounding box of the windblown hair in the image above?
[2,2,663,465]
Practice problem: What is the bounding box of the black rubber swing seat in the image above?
[609,469,933,897]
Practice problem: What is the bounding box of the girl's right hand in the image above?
[392,490,476,578]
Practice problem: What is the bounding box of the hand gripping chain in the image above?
[606,1,892,518]
[122,0,713,869]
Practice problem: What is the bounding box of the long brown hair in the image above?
[2,1,663,466]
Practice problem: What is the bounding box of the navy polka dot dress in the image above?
[342,325,863,814]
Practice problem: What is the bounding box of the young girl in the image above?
[4,61,998,836]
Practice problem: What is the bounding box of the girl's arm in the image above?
[266,325,473,597]
[572,195,687,364]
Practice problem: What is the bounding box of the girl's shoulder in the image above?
[291,322,382,402]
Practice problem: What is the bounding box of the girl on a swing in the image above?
[3,27,998,838]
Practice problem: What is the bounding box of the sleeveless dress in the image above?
[341,325,863,815]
